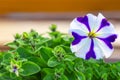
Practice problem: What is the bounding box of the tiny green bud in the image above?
[22,32,29,39]
[49,24,57,32]
[14,33,21,39]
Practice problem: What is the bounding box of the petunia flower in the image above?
[69,13,117,60]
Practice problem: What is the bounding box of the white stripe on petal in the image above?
[93,13,105,32]
[86,14,97,31]
[97,13,105,19]
[70,29,88,36]
[71,38,91,59]
[94,38,114,58]
[96,23,116,38]
[93,39,104,59]
[96,13,105,27]
[70,18,89,33]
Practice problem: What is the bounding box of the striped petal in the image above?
[93,39,104,59]
[94,38,114,58]
[87,13,110,32]
[86,14,97,31]
[84,13,106,32]
[71,38,91,59]
[71,29,88,36]
[93,13,106,32]
[76,16,91,32]
[96,23,117,38]
[70,16,89,33]
[85,39,96,59]
[71,32,87,45]
[97,34,117,49]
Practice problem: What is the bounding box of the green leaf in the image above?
[43,74,54,80]
[75,72,86,80]
[101,73,108,80]
[42,68,54,74]
[93,66,100,78]
[64,55,75,62]
[66,73,76,80]
[85,68,93,80]
[65,61,74,72]
[99,66,108,77]
[49,31,62,39]
[3,53,12,61]
[17,47,32,58]
[36,37,50,46]
[6,42,18,49]
[2,52,13,65]
[87,58,98,63]
[40,47,53,62]
[60,45,71,53]
[28,56,47,67]
[15,39,25,46]
[47,57,60,67]
[60,75,68,80]
[0,72,21,80]
[55,68,64,75]
[20,61,41,76]
[21,76,38,80]
[74,58,84,72]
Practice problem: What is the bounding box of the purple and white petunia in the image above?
[69,13,117,60]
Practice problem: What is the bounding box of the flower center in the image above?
[88,32,96,38]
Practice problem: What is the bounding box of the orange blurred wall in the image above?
[0,0,120,14]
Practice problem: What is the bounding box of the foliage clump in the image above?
[0,24,120,80]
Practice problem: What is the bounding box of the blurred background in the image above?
[0,0,120,61]
[0,0,120,19]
